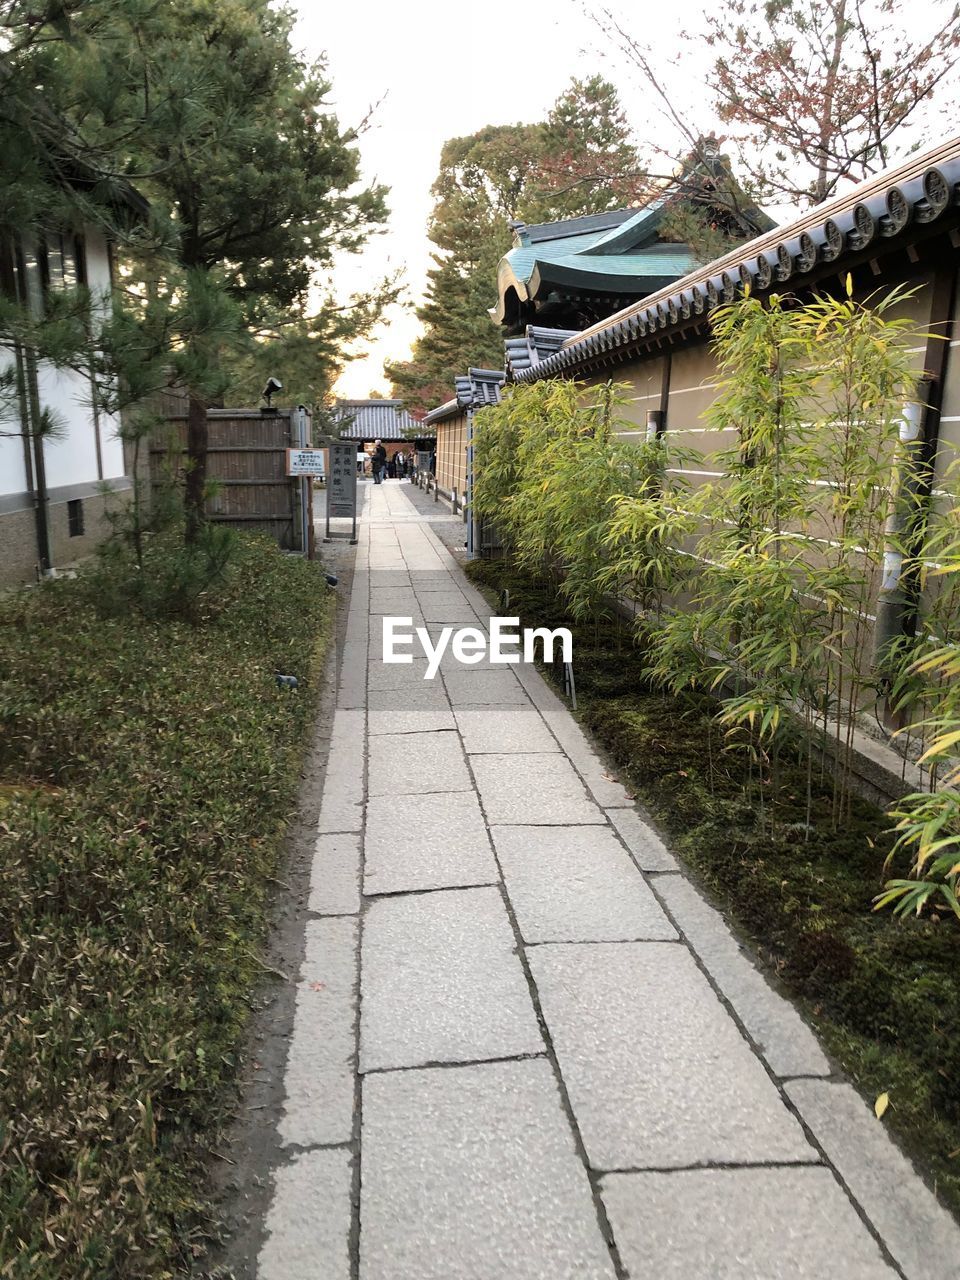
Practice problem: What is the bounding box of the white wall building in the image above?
[1,197,145,587]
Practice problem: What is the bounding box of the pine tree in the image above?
[3,0,390,540]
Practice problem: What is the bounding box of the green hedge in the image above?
[0,536,335,1277]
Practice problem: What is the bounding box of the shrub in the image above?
[0,535,335,1277]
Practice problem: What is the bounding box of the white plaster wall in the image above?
[0,349,28,496]
[35,363,101,488]
[0,432,28,495]
[28,225,126,490]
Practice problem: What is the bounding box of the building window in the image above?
[38,231,84,297]
[67,499,84,537]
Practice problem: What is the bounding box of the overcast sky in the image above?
[289,0,950,400]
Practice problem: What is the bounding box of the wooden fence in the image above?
[149,406,311,552]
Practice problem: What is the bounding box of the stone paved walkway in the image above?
[257,481,960,1280]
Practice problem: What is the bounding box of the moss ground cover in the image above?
[467,555,960,1219]
[0,536,335,1277]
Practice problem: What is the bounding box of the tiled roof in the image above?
[505,326,579,377]
[423,369,506,425]
[494,152,774,327]
[333,399,422,440]
[515,136,960,384]
[515,208,635,245]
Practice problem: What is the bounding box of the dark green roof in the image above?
[493,151,774,329]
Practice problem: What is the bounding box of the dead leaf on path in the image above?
[309,981,327,992]
[874,1092,890,1119]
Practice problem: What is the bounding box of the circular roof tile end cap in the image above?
[706,278,721,308]
[755,253,773,288]
[851,202,876,249]
[667,297,679,323]
[882,186,910,236]
[775,243,792,281]
[922,167,950,219]
[796,231,817,272]
[692,286,705,314]
[821,219,844,262]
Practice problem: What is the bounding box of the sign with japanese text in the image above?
[286,448,326,476]
[327,441,357,519]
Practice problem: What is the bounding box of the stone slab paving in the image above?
[315,706,365,833]
[307,833,361,916]
[785,1080,960,1280]
[491,825,678,943]
[369,587,423,614]
[359,886,543,1071]
[367,655,431,688]
[655,873,831,1078]
[278,917,357,1148]
[366,684,456,736]
[420,596,480,623]
[259,481,957,1280]
[361,1060,616,1280]
[443,668,531,705]
[364,790,498,894]
[471,751,607,824]
[601,1166,895,1279]
[605,803,681,872]
[258,1148,352,1280]
[454,704,560,753]
[367,728,471,795]
[527,941,816,1170]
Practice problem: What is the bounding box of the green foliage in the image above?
[0,536,336,1276]
[473,380,684,621]
[632,288,921,831]
[878,466,960,919]
[472,287,957,896]
[1,0,391,535]
[90,523,237,623]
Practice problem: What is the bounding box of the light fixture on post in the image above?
[262,376,283,411]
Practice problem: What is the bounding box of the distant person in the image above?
[372,440,387,484]
[396,452,407,480]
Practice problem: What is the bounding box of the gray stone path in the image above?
[258,481,960,1280]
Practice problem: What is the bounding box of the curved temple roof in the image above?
[333,399,424,440]
[494,152,774,331]
[513,136,960,384]
[493,204,701,328]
